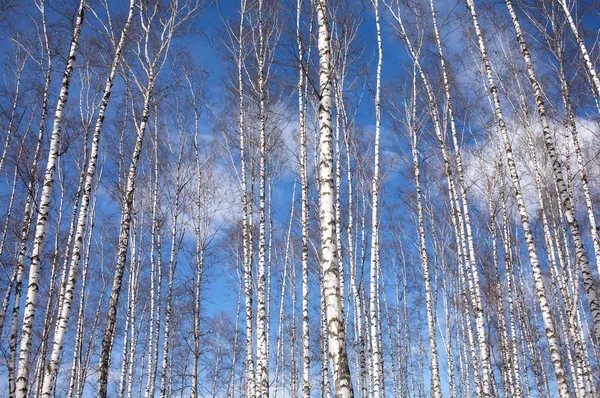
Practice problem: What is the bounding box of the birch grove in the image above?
[1,0,600,396]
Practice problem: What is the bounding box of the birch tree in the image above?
[464,0,570,394]
[40,2,135,395]
[16,1,87,395]
[96,2,200,396]
[368,0,384,395]
[503,0,600,347]
[316,0,354,396]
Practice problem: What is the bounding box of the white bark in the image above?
[236,1,255,396]
[386,6,491,394]
[297,1,311,394]
[256,0,269,394]
[96,1,185,391]
[40,3,135,394]
[505,0,600,353]
[67,189,97,398]
[145,118,161,398]
[464,0,570,395]
[16,1,86,395]
[316,0,354,395]
[410,108,442,398]
[368,0,384,395]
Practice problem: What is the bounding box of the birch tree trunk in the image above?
[159,148,183,398]
[504,0,600,348]
[96,1,192,393]
[235,1,256,396]
[0,3,54,334]
[40,3,135,394]
[316,0,354,396]
[256,0,269,394]
[297,0,311,395]
[464,0,570,395]
[190,76,205,398]
[145,118,162,398]
[16,1,86,395]
[386,7,491,394]
[410,102,442,398]
[497,148,524,398]
[368,0,384,395]
[67,188,97,398]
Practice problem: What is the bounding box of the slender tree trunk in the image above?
[160,147,183,398]
[145,117,161,398]
[505,0,600,349]
[256,0,269,394]
[368,0,384,395]
[41,3,134,394]
[410,109,442,398]
[388,7,491,394]
[15,2,86,395]
[96,3,185,393]
[316,0,354,396]
[67,188,97,398]
[297,2,311,396]
[464,0,569,395]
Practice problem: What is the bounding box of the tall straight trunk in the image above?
[320,278,331,398]
[0,48,26,177]
[36,127,86,398]
[98,45,165,398]
[516,87,587,395]
[118,223,136,398]
[0,137,28,332]
[464,0,569,395]
[316,0,354,396]
[0,54,27,266]
[0,2,54,328]
[368,0,384,395]
[67,187,97,398]
[97,89,151,398]
[35,154,79,397]
[5,122,45,397]
[388,8,490,394]
[485,175,515,398]
[332,18,366,398]
[290,258,298,397]
[234,2,255,396]
[152,229,163,397]
[273,181,295,398]
[145,119,161,398]
[497,148,524,398]
[16,1,86,395]
[428,2,497,394]
[41,3,135,394]
[160,148,183,398]
[333,72,345,327]
[443,279,456,398]
[96,1,188,392]
[381,279,397,397]
[256,0,269,394]
[410,111,441,398]
[7,4,54,382]
[191,87,205,398]
[227,282,242,398]
[346,131,366,398]
[297,1,311,396]
[504,0,600,348]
